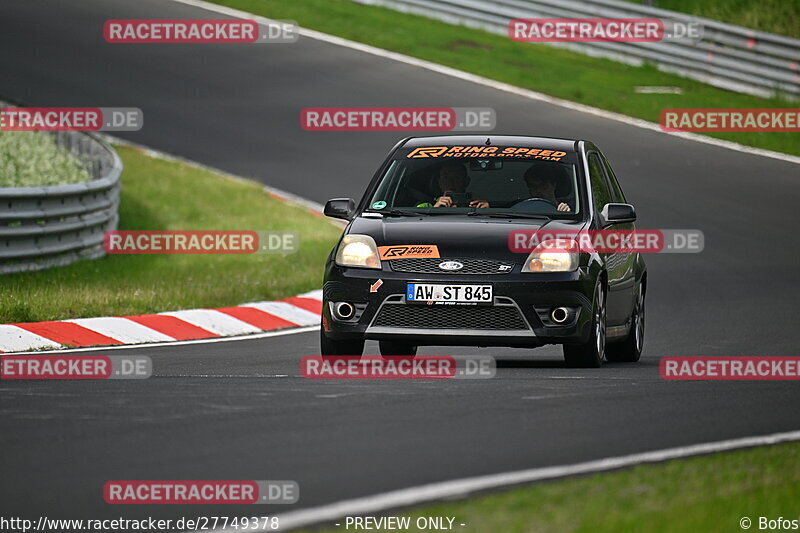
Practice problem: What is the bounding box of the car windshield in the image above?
[367,146,582,217]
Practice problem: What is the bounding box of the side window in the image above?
[588,153,612,212]
[601,156,626,203]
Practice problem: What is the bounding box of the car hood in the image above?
[348,215,588,261]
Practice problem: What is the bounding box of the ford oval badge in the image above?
[438,261,463,271]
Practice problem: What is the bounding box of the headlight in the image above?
[521,238,579,272]
[335,234,381,269]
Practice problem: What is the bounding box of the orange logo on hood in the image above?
[378,245,440,259]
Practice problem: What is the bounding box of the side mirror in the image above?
[600,203,636,227]
[324,198,356,220]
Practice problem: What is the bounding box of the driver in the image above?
[417,162,489,208]
[523,164,571,212]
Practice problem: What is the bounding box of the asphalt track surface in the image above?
[1,0,800,527]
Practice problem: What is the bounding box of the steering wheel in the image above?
[511,197,559,212]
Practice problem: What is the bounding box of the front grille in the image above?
[372,303,528,330]
[390,258,514,275]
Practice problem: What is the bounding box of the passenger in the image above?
[417,163,489,208]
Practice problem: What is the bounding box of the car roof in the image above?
[401,135,581,152]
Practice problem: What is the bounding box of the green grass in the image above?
[0,131,92,187]
[208,0,799,156]
[624,0,800,39]
[0,145,342,323]
[298,441,800,533]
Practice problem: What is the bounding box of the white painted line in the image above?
[13,325,319,355]
[173,374,290,378]
[66,317,176,344]
[160,309,263,336]
[0,325,62,352]
[202,430,800,532]
[168,0,800,166]
[521,392,588,400]
[243,301,320,326]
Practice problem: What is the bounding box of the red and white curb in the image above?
[0,290,322,353]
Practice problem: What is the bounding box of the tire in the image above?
[563,282,606,368]
[320,326,364,356]
[606,282,645,363]
[379,341,418,357]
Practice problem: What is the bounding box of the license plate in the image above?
[406,283,493,304]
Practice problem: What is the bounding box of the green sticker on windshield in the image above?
[372,201,387,210]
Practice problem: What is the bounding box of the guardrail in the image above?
[0,131,122,274]
[353,0,800,100]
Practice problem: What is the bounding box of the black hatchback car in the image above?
[321,135,646,367]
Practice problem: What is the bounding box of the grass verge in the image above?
[0,145,342,323]
[209,0,799,157]
[298,441,800,533]
[624,0,800,39]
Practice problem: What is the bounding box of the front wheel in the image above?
[320,326,364,356]
[563,282,606,368]
[606,282,645,363]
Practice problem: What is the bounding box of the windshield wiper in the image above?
[467,211,551,220]
[377,209,425,217]
[386,209,461,216]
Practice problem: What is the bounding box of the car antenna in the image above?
[485,137,491,146]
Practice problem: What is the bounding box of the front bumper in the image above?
[323,261,598,348]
